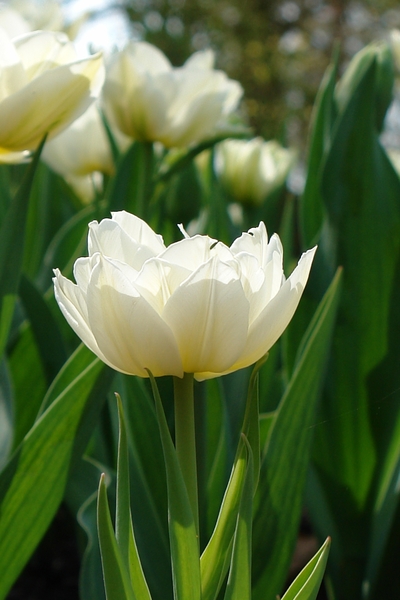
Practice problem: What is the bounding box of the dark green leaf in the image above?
[0,345,104,598]
[97,474,135,600]
[251,269,341,600]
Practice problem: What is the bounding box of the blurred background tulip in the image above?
[102,41,243,148]
[0,29,104,162]
[41,102,130,202]
[214,137,296,206]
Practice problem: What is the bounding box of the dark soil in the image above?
[7,505,80,600]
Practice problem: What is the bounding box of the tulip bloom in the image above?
[54,212,315,380]
[215,137,296,205]
[0,28,104,162]
[102,42,243,148]
[42,103,130,202]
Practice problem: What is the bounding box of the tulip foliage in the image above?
[0,19,399,600]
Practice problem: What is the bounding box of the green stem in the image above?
[136,141,154,220]
[173,373,199,538]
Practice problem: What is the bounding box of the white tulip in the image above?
[102,41,243,148]
[41,102,130,201]
[0,28,104,162]
[215,137,296,205]
[54,212,316,381]
[0,5,30,39]
[7,0,64,32]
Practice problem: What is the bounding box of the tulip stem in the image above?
[173,372,199,540]
[135,141,154,220]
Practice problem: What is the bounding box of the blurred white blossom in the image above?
[215,137,296,205]
[102,41,243,148]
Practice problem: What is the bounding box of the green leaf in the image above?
[251,268,342,600]
[281,537,330,600]
[200,358,265,600]
[115,394,132,568]
[79,487,107,600]
[148,372,201,600]
[107,141,154,220]
[42,203,98,285]
[156,129,251,184]
[115,395,151,600]
[224,436,254,600]
[201,440,247,600]
[203,379,231,541]
[307,42,400,597]
[242,356,268,491]
[0,359,13,469]
[0,138,45,358]
[19,274,67,383]
[67,456,108,600]
[300,48,338,248]
[0,345,104,599]
[8,323,47,450]
[116,374,171,600]
[97,473,136,600]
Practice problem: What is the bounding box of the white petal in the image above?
[123,41,171,76]
[163,256,249,374]
[230,222,270,262]
[88,219,159,269]
[133,257,192,313]
[227,247,317,371]
[42,103,113,177]
[159,235,233,271]
[85,254,183,378]
[14,30,77,78]
[53,267,109,364]
[111,211,165,253]
[0,52,104,151]
[184,49,215,70]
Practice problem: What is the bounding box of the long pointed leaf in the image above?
[97,473,136,600]
[0,345,104,598]
[252,268,341,599]
[0,138,45,358]
[281,538,330,600]
[115,395,151,600]
[148,372,201,600]
[224,436,254,600]
[201,440,247,600]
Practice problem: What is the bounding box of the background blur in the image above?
[63,0,400,152]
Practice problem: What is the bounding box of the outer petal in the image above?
[163,256,249,374]
[53,266,110,366]
[102,45,172,141]
[0,6,30,39]
[0,51,104,151]
[184,49,215,70]
[0,148,29,163]
[225,247,317,373]
[230,222,273,265]
[121,41,171,76]
[85,254,183,378]
[88,212,165,268]
[111,211,165,253]
[42,103,113,177]
[159,235,233,271]
[0,26,27,101]
[14,30,77,77]
[160,70,242,147]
